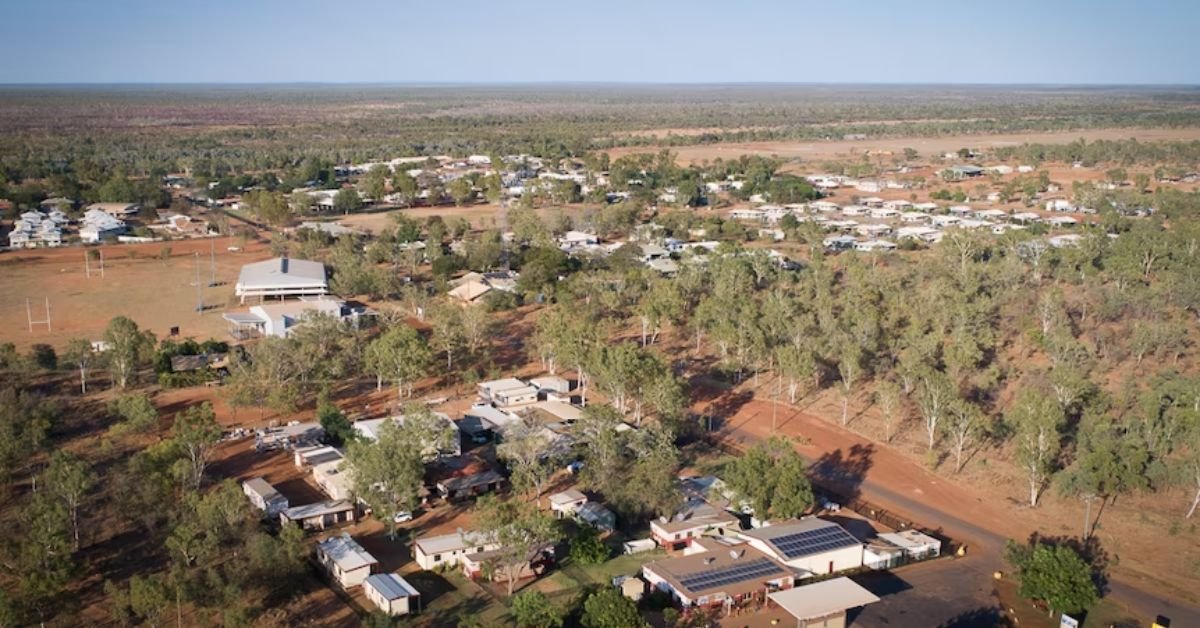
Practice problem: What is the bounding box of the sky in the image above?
[1,0,1197,84]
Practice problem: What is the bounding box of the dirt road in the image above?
[714,397,1200,626]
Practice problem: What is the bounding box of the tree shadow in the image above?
[936,606,1014,627]
[808,443,875,502]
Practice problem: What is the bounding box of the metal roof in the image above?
[318,534,378,572]
[364,573,419,600]
[740,518,861,560]
[768,577,880,620]
[236,257,327,291]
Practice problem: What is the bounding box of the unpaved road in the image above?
[715,397,1200,626]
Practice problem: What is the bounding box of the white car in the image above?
[393,511,414,523]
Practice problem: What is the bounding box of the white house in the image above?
[868,207,901,220]
[280,499,356,530]
[86,202,139,218]
[1011,212,1042,224]
[810,201,840,213]
[840,205,869,217]
[223,297,366,339]
[317,534,379,588]
[353,412,461,458]
[80,208,128,242]
[735,518,864,577]
[729,208,766,222]
[242,477,289,517]
[363,573,420,616]
[1045,199,1075,212]
[854,239,897,253]
[478,378,539,408]
[899,211,931,224]
[414,530,500,570]
[650,499,740,551]
[234,257,328,303]
[548,489,589,518]
[855,224,892,238]
[882,199,913,212]
[1047,215,1079,227]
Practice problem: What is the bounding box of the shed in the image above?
[548,489,588,518]
[316,533,379,588]
[234,257,328,304]
[768,577,880,627]
[363,573,420,616]
[242,477,289,517]
[877,530,941,559]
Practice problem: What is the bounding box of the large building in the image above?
[735,518,864,577]
[642,537,794,608]
[234,257,328,303]
[222,297,366,339]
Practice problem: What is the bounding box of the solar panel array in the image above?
[678,558,782,592]
[772,526,860,559]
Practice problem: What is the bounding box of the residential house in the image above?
[363,573,420,616]
[316,534,379,588]
[223,297,368,339]
[478,378,539,408]
[256,421,325,450]
[729,208,765,222]
[767,577,880,627]
[280,499,357,530]
[313,457,353,501]
[294,445,343,469]
[651,499,740,551]
[461,545,555,582]
[431,455,506,501]
[854,239,897,253]
[353,412,461,459]
[86,202,140,218]
[548,489,588,518]
[414,530,500,570]
[80,208,127,243]
[242,477,289,517]
[577,502,617,532]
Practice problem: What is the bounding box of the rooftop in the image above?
[644,541,790,600]
[363,573,420,600]
[415,530,492,556]
[282,499,354,521]
[318,533,378,572]
[236,257,327,290]
[738,518,862,560]
[768,577,880,620]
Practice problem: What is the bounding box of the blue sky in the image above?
[1,0,1196,84]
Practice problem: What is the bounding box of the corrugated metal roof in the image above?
[364,573,419,600]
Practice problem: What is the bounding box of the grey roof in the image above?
[415,530,492,555]
[364,573,419,600]
[243,477,281,499]
[282,499,354,520]
[236,257,327,290]
[318,534,378,571]
[768,577,880,620]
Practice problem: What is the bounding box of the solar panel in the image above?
[771,526,860,559]
[678,558,783,592]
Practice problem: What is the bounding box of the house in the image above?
[431,455,506,501]
[859,197,885,208]
[945,165,985,178]
[809,201,839,213]
[1047,215,1078,227]
[529,375,572,400]
[729,208,766,222]
[242,477,289,517]
[234,257,328,304]
[1049,234,1084,248]
[558,230,599,249]
[295,445,343,469]
[414,530,500,570]
[822,235,857,252]
[223,297,368,339]
[975,208,1008,221]
[549,489,589,518]
[460,403,520,438]
[854,239,897,253]
[948,205,973,216]
[642,537,794,608]
[767,577,880,627]
[913,202,940,212]
[280,499,357,530]
[80,209,128,242]
[882,199,912,212]
[312,457,354,501]
[478,378,539,408]
[461,545,555,582]
[448,278,493,304]
[650,498,740,551]
[868,207,901,220]
[257,421,325,451]
[353,412,461,459]
[929,215,961,228]
[86,202,140,218]
[854,224,892,238]
[895,226,942,243]
[877,530,942,560]
[577,501,617,532]
[854,180,883,193]
[1045,199,1075,212]
[363,573,420,616]
[735,518,863,577]
[316,534,379,588]
[899,211,931,224]
[1011,211,1042,224]
[840,205,869,217]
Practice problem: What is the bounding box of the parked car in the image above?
[393,511,414,523]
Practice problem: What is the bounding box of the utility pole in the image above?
[209,237,217,286]
[194,252,203,313]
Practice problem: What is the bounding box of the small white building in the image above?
[242,477,289,517]
[317,533,379,588]
[854,239,897,253]
[877,530,942,560]
[548,489,588,518]
[280,499,357,530]
[414,530,500,570]
[363,573,420,616]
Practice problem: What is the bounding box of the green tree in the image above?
[333,187,363,212]
[1010,389,1064,507]
[103,316,156,390]
[364,164,390,201]
[364,324,432,398]
[109,393,159,438]
[568,525,610,565]
[1005,541,1098,616]
[511,590,563,628]
[344,418,425,538]
[498,415,558,506]
[449,177,475,206]
[317,397,354,447]
[581,587,646,628]
[43,451,94,550]
[63,338,97,395]
[171,403,222,489]
[475,495,561,596]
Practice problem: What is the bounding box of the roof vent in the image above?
[280,257,289,274]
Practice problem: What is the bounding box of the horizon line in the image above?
[1,80,1199,89]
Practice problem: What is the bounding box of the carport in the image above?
[768,577,880,628]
